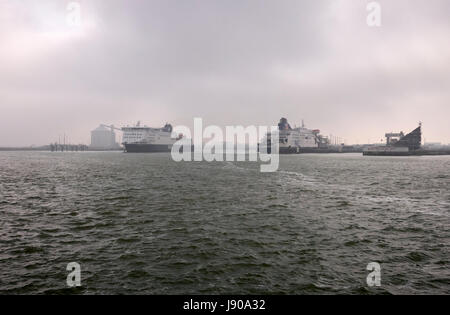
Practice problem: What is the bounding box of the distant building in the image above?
[423,142,444,149]
[90,125,118,149]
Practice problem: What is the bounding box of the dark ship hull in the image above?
[277,147,342,154]
[124,143,172,153]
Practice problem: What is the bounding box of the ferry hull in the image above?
[124,143,172,153]
[258,145,342,154]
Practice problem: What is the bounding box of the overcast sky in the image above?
[1,0,449,146]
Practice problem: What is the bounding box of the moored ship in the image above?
[258,118,332,154]
[122,122,179,153]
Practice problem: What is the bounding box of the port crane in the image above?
[385,132,404,145]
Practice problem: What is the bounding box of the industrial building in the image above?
[90,125,120,149]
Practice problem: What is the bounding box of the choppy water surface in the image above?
[0,152,449,294]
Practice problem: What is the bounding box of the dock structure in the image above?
[50,143,89,152]
[364,123,450,156]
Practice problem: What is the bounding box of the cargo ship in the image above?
[122,122,179,153]
[258,118,334,154]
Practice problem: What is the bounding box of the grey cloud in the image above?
[0,0,449,146]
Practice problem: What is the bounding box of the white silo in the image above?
[90,125,117,149]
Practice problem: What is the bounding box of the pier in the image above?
[50,143,89,152]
